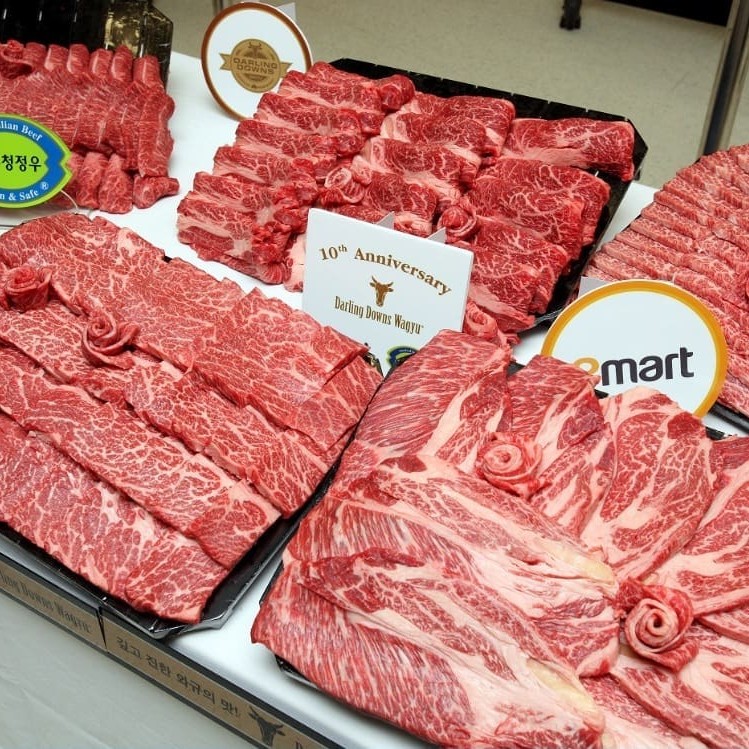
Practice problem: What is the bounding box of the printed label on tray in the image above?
[303,208,473,374]
[202,2,312,120]
[541,279,728,416]
[0,114,71,208]
[0,557,105,648]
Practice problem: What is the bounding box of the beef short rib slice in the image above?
[112,255,245,370]
[176,191,294,267]
[211,145,319,203]
[380,110,488,167]
[470,216,571,314]
[648,434,749,616]
[507,355,615,535]
[97,153,134,213]
[481,158,611,245]
[0,345,280,569]
[399,90,515,153]
[508,354,605,460]
[352,136,478,203]
[191,288,370,435]
[304,60,416,112]
[277,68,385,136]
[0,41,178,211]
[125,359,374,516]
[254,92,366,157]
[0,213,162,315]
[132,175,180,209]
[289,453,618,677]
[580,387,718,581]
[0,298,162,407]
[176,225,292,286]
[253,565,604,749]
[0,411,227,623]
[320,165,440,232]
[74,151,109,209]
[610,625,749,749]
[0,213,249,371]
[273,354,383,448]
[332,329,513,490]
[417,351,513,471]
[294,551,606,748]
[368,454,618,674]
[326,203,433,237]
[700,604,749,643]
[122,534,229,622]
[582,675,707,749]
[501,116,636,180]
[467,174,585,258]
[190,171,312,232]
[233,118,339,181]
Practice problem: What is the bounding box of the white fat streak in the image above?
[419,352,509,457]
[677,656,736,707]
[334,567,601,739]
[653,538,748,593]
[438,481,614,585]
[532,390,587,471]
[600,709,709,749]
[538,431,613,529]
[692,438,749,531]
[583,388,705,569]
[616,640,747,712]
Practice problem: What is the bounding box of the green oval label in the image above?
[0,115,71,208]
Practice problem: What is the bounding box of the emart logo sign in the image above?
[542,280,727,416]
[573,347,695,387]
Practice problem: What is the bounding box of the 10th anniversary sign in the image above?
[303,209,473,373]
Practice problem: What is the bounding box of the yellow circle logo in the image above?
[220,39,290,93]
[541,280,728,416]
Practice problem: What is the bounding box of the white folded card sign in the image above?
[303,208,473,373]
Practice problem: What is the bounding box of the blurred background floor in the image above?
[153,0,749,189]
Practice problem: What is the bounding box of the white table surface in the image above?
[0,52,742,749]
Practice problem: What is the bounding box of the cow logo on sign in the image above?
[370,276,394,307]
[220,39,291,93]
[247,706,285,746]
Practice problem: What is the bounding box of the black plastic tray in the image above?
[331,58,648,324]
[0,443,341,640]
[265,359,725,685]
[709,401,749,434]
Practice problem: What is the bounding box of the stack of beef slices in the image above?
[0,39,179,212]
[177,61,639,342]
[588,144,749,424]
[254,332,749,749]
[0,212,381,624]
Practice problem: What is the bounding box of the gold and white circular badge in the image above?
[201,2,313,120]
[541,279,728,416]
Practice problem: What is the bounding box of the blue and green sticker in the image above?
[0,114,71,208]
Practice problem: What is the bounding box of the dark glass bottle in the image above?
[0,5,45,45]
[0,1,172,84]
[103,1,173,83]
[72,0,109,49]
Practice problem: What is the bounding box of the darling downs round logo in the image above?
[0,115,71,208]
[219,39,291,93]
[541,279,728,416]
[201,2,312,120]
